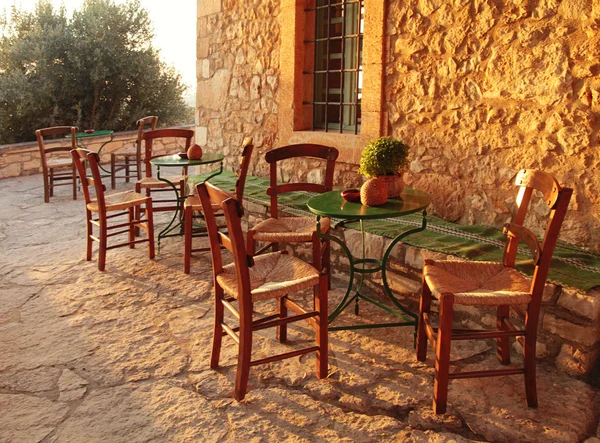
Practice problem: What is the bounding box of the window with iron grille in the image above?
[305,0,364,134]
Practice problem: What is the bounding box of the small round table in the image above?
[67,130,115,176]
[150,153,224,249]
[307,189,432,333]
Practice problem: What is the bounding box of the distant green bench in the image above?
[189,171,600,293]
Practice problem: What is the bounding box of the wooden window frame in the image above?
[279,0,385,164]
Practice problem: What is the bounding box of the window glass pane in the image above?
[344,37,357,70]
[315,6,328,39]
[315,41,327,71]
[343,71,357,103]
[314,104,326,129]
[345,2,358,34]
[314,73,327,102]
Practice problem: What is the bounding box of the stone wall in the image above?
[196,0,281,179]
[386,0,600,251]
[0,125,194,179]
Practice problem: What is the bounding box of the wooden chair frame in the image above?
[36,126,78,203]
[135,128,193,213]
[110,116,158,189]
[183,137,254,274]
[72,148,155,271]
[247,144,339,274]
[198,181,328,401]
[416,169,572,414]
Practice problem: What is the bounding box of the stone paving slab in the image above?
[0,174,598,442]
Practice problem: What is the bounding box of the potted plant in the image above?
[358,136,410,198]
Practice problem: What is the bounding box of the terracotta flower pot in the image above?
[379,174,404,198]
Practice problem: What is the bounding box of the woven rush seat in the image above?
[137,175,186,188]
[251,216,330,242]
[183,194,222,212]
[86,190,151,213]
[217,251,320,302]
[423,259,532,306]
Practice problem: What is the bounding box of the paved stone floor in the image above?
[1,173,599,442]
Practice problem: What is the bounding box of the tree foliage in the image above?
[0,0,190,144]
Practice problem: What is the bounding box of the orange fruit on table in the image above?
[187,144,203,160]
[360,177,388,206]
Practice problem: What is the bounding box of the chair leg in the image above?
[210,285,225,370]
[433,293,454,414]
[523,315,539,408]
[247,230,256,257]
[111,155,116,190]
[496,305,511,365]
[277,296,287,343]
[43,171,50,203]
[72,163,77,200]
[49,169,54,197]
[86,210,93,261]
[135,183,142,237]
[315,274,328,379]
[312,233,322,272]
[234,300,253,401]
[128,207,135,248]
[98,218,108,271]
[146,200,155,259]
[184,205,193,274]
[416,277,432,362]
[323,236,331,289]
[125,157,130,183]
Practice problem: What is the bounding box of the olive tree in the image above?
[0,0,190,144]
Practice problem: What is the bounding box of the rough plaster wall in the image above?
[197,0,281,178]
[386,0,600,251]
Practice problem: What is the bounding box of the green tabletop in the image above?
[67,129,114,138]
[308,189,432,220]
[150,153,224,167]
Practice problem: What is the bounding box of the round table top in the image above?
[307,189,432,220]
[150,153,224,167]
[67,129,114,138]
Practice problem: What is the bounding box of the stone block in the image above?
[555,343,600,376]
[542,313,598,347]
[197,0,221,17]
[557,288,600,321]
[0,163,21,178]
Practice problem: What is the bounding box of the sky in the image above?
[1,0,197,91]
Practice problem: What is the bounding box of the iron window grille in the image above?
[304,0,364,134]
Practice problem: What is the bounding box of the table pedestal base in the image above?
[318,212,427,338]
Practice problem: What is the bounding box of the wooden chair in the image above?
[110,116,158,189]
[135,128,193,213]
[416,169,572,414]
[183,137,254,274]
[35,126,78,203]
[198,181,328,401]
[247,144,339,275]
[71,148,155,271]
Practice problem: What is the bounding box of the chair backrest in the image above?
[134,116,158,156]
[36,126,78,171]
[265,144,339,218]
[502,169,572,304]
[197,181,252,307]
[71,148,107,210]
[233,137,254,204]
[142,128,194,177]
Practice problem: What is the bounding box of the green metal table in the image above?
[307,189,432,333]
[149,153,224,250]
[67,130,115,175]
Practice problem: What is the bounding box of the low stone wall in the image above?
[0,125,194,179]
[243,197,599,382]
